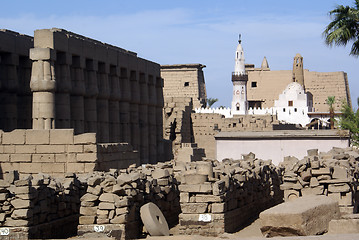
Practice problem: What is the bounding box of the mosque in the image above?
[195,36,351,128]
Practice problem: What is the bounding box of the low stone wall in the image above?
[280,147,359,215]
[0,171,81,239]
[0,129,139,177]
[176,157,283,236]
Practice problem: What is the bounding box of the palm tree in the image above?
[206,97,218,108]
[323,1,359,56]
[326,96,336,129]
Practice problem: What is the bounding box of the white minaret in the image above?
[231,34,248,115]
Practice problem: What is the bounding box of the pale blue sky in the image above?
[2,0,358,108]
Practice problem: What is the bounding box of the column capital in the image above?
[30,48,56,61]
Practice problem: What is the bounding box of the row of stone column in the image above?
[29,48,164,164]
[0,52,32,131]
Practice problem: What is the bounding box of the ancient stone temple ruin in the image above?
[0,28,165,178]
[1,28,359,240]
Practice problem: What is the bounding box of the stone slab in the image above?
[259,195,340,237]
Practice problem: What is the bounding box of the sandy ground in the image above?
[65,218,359,240]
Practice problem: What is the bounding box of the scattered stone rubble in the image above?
[280,147,359,215]
[77,163,181,239]
[176,155,283,236]
[1,146,359,239]
[0,171,80,239]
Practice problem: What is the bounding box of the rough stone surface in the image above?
[259,195,340,237]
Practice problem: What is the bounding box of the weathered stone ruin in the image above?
[176,157,283,236]
[77,163,181,239]
[280,147,359,215]
[0,129,139,177]
[0,171,80,239]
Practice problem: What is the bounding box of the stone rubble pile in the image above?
[175,155,283,236]
[0,171,80,238]
[77,162,181,239]
[280,147,359,215]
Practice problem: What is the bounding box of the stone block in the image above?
[84,144,97,153]
[332,166,348,179]
[74,133,97,144]
[152,169,169,179]
[42,163,65,173]
[301,186,324,196]
[184,174,207,184]
[99,193,120,203]
[178,183,212,193]
[0,154,10,162]
[309,177,319,187]
[50,129,74,144]
[2,130,25,144]
[328,183,350,193]
[12,209,33,219]
[67,145,83,153]
[181,203,208,213]
[312,168,331,176]
[80,206,97,216]
[19,163,42,174]
[32,154,55,162]
[36,145,65,154]
[328,217,359,234]
[10,154,31,162]
[11,199,32,209]
[211,203,226,213]
[307,149,318,156]
[14,145,36,154]
[111,214,127,224]
[3,145,15,153]
[85,163,98,172]
[77,153,97,162]
[30,47,56,61]
[79,216,96,225]
[25,130,50,144]
[67,163,85,173]
[194,194,224,203]
[99,202,115,210]
[259,195,340,237]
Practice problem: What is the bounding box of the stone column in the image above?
[148,75,157,164]
[96,62,110,143]
[84,59,99,133]
[109,65,121,142]
[70,56,86,134]
[119,68,131,143]
[156,77,164,162]
[30,48,56,130]
[55,52,72,128]
[139,73,149,164]
[130,70,140,151]
[0,53,19,131]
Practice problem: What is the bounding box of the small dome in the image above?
[285,82,304,92]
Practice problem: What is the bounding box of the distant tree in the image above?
[323,1,359,56]
[206,97,218,108]
[326,96,336,129]
[339,97,359,145]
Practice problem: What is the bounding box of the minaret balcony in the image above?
[232,72,248,82]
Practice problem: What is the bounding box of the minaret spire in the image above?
[231,34,248,115]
